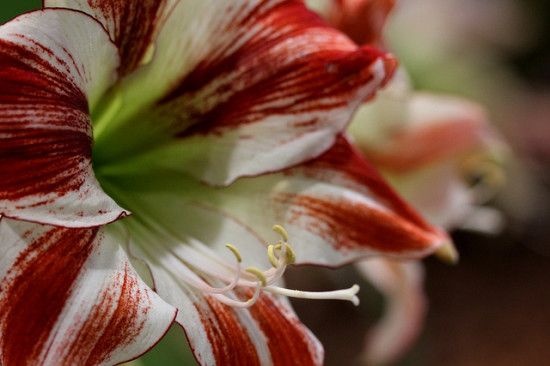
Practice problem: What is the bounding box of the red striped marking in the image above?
[249,293,322,366]
[0,226,98,365]
[151,1,391,137]
[85,0,167,75]
[62,264,151,365]
[195,296,260,365]
[291,136,435,233]
[275,193,436,253]
[0,37,91,202]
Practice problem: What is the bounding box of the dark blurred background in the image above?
[2,1,549,365]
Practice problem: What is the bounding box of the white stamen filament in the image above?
[212,281,262,308]
[265,285,361,306]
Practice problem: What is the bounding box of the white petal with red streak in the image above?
[92,0,395,185]
[356,259,426,364]
[104,136,447,268]
[204,137,448,265]
[0,218,176,366]
[101,135,446,267]
[45,0,170,76]
[0,10,126,227]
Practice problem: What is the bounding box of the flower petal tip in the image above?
[434,240,460,265]
[381,53,398,85]
[360,47,398,85]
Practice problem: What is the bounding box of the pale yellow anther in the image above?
[283,243,296,264]
[272,224,289,242]
[225,244,242,263]
[245,267,267,287]
[273,243,296,265]
[267,244,279,268]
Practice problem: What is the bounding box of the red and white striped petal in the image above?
[214,136,449,266]
[153,269,323,366]
[0,10,126,227]
[353,92,492,173]
[0,218,177,366]
[356,259,426,365]
[45,0,170,76]
[95,0,395,185]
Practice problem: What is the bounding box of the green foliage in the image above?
[0,1,41,24]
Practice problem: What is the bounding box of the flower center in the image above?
[88,92,360,309]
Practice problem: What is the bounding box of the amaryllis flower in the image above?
[350,72,507,233]
[0,1,449,365]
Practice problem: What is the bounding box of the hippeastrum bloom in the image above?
[309,1,506,364]
[350,70,507,234]
[350,71,507,364]
[1,1,450,365]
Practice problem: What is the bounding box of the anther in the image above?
[268,244,279,268]
[225,244,242,263]
[245,267,267,287]
[272,224,289,242]
[274,243,296,265]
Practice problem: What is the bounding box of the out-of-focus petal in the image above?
[350,85,507,233]
[353,93,491,173]
[0,10,126,227]
[0,219,177,366]
[307,0,396,45]
[356,259,426,365]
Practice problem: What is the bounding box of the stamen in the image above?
[172,244,244,295]
[460,152,506,203]
[265,284,361,306]
[139,220,362,308]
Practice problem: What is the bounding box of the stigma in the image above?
[181,225,360,308]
